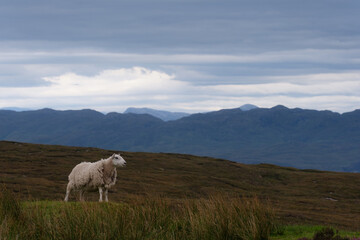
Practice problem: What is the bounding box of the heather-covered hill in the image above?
[1,141,360,229]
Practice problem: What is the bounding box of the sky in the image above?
[1,0,360,113]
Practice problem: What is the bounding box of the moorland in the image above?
[1,140,360,231]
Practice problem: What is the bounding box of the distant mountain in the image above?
[239,104,258,111]
[0,107,31,111]
[124,107,190,121]
[124,104,257,121]
[1,106,360,171]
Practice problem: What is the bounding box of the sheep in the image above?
[64,153,126,202]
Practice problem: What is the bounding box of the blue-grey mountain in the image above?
[239,104,258,111]
[0,106,359,172]
[124,105,257,121]
[124,107,190,121]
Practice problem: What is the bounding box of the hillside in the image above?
[0,106,360,171]
[1,141,360,229]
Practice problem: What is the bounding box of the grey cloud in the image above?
[1,0,359,53]
[1,0,360,112]
[1,47,360,88]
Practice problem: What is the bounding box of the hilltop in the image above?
[1,141,360,229]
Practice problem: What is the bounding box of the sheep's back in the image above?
[68,161,103,189]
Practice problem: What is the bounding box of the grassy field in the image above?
[1,141,360,237]
[1,188,359,240]
[1,186,276,240]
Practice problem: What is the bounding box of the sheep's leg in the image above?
[64,182,72,202]
[79,190,85,202]
[99,187,103,202]
[104,189,109,202]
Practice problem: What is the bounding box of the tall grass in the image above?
[0,187,276,240]
[0,186,22,240]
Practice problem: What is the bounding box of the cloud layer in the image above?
[1,1,360,113]
[1,67,359,113]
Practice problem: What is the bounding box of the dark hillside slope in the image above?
[1,106,360,171]
[1,141,360,229]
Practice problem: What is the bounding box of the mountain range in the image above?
[0,105,359,172]
[124,107,190,121]
[123,104,258,121]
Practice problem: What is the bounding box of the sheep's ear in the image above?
[112,153,115,157]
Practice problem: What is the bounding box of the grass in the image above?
[0,186,276,240]
[1,141,360,230]
[2,188,359,240]
[270,225,360,240]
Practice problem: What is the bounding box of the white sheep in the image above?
[64,153,126,202]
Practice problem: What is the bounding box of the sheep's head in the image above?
[111,153,126,167]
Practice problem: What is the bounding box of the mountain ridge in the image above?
[124,107,190,121]
[0,105,359,171]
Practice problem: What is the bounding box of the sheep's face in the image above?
[112,154,126,167]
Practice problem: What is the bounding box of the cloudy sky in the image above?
[1,0,360,113]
